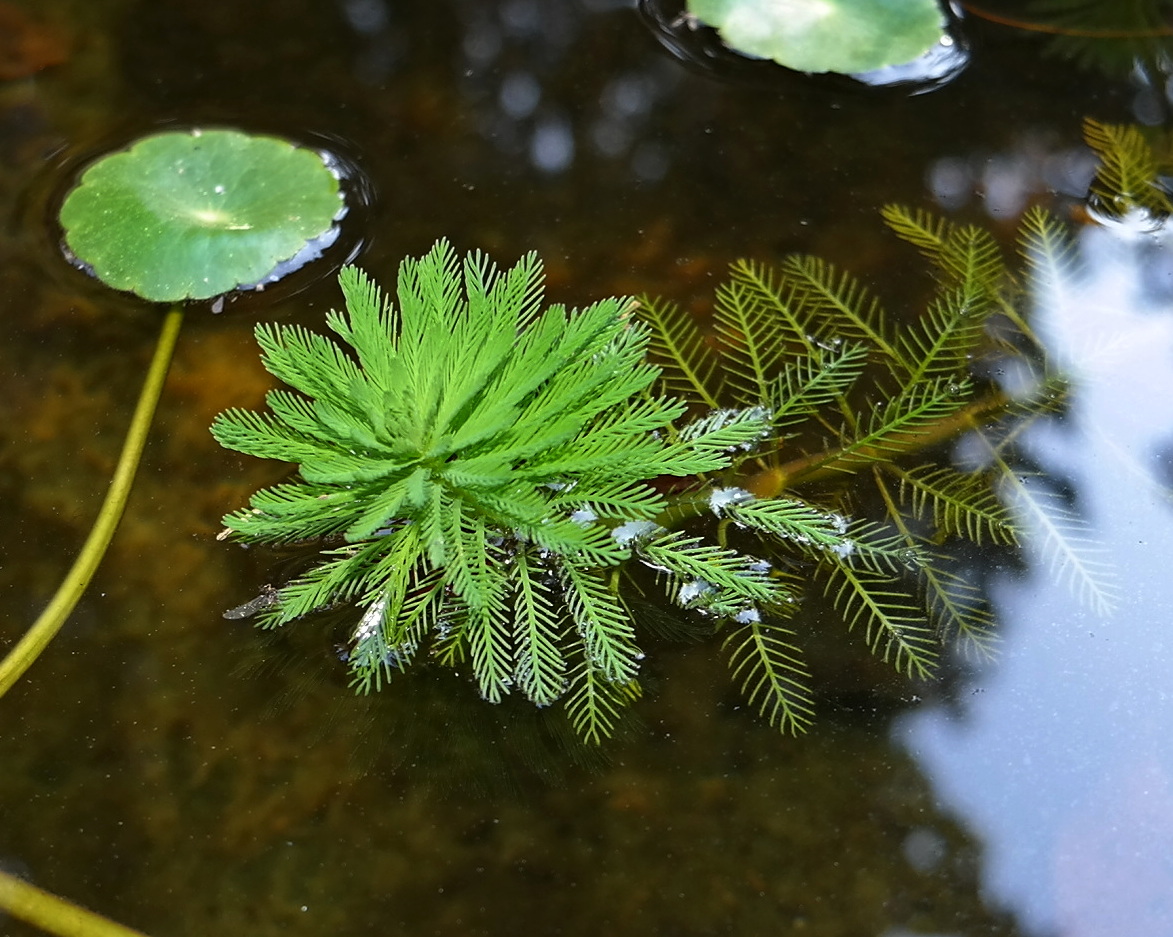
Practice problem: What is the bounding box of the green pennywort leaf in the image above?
[59,128,344,302]
[687,0,946,75]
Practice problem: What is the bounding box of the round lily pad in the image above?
[686,0,946,75]
[58,128,344,303]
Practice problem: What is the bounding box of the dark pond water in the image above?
[1,2,1170,936]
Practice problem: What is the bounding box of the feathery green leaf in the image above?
[723,615,814,735]
[213,205,1073,742]
[637,296,721,407]
[898,465,1019,546]
[782,255,897,360]
[1082,117,1173,218]
[823,563,938,679]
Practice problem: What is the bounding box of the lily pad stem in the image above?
[0,868,154,937]
[0,305,184,699]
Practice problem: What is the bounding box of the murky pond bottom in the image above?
[1,2,1169,936]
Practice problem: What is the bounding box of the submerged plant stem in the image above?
[960,2,1173,38]
[744,388,1011,499]
[0,869,153,937]
[0,305,184,700]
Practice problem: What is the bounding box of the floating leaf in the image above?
[686,0,946,75]
[59,128,344,302]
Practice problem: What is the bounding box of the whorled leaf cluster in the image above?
[213,241,861,739]
[213,208,1065,741]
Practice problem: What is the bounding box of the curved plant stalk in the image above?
[743,387,1013,499]
[656,388,1015,529]
[0,868,153,937]
[961,2,1173,38]
[0,305,184,699]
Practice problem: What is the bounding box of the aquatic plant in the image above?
[213,241,799,739]
[962,0,1173,78]
[684,0,948,74]
[1080,116,1173,219]
[0,128,344,698]
[213,205,1067,741]
[58,129,343,301]
[637,0,969,93]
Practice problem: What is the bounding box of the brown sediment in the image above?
[0,3,69,81]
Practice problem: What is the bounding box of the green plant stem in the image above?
[743,388,1011,499]
[0,305,184,700]
[0,869,153,937]
[658,387,1013,528]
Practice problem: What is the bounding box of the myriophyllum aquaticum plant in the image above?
[211,206,1067,741]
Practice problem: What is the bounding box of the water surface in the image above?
[0,2,1163,935]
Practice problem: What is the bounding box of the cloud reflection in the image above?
[898,204,1173,937]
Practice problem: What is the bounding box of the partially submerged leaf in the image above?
[1081,117,1173,220]
[59,128,344,302]
[686,0,946,75]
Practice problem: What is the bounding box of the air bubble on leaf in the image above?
[352,595,388,644]
[680,404,773,443]
[899,548,924,570]
[679,578,714,605]
[709,485,754,515]
[829,539,856,559]
[613,519,661,545]
[681,407,737,438]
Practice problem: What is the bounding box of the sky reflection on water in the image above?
[899,210,1173,937]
